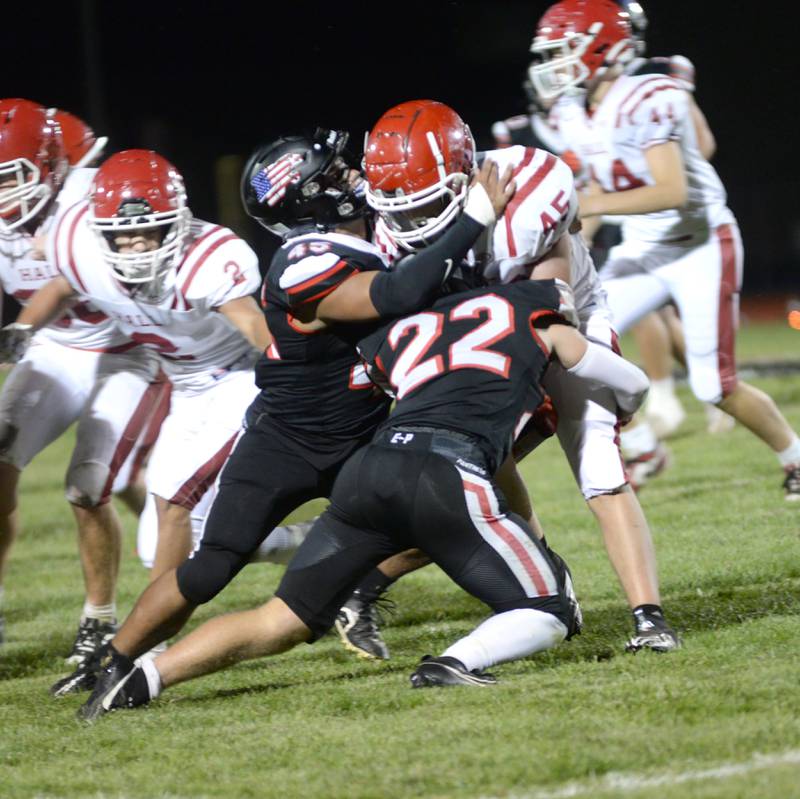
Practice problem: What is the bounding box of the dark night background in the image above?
[7,1,798,295]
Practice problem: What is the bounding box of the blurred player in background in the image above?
[0,99,168,657]
[366,99,678,652]
[529,0,800,500]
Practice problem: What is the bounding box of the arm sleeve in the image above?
[567,341,650,416]
[368,210,485,318]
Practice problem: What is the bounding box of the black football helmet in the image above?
[241,128,367,236]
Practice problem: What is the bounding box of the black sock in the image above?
[633,604,663,619]
[355,568,394,600]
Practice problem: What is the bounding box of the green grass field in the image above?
[1,321,799,799]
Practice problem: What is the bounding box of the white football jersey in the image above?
[553,67,735,244]
[373,146,606,321]
[49,205,261,392]
[0,168,131,350]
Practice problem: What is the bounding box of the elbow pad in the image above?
[369,213,485,318]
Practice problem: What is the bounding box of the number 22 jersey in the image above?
[357,280,570,472]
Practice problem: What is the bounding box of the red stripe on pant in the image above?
[463,479,551,596]
[716,224,739,397]
[99,378,171,504]
[168,433,238,510]
[128,377,172,487]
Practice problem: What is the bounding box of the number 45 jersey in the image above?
[357,280,571,473]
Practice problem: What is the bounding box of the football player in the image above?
[7,148,297,689]
[0,99,168,656]
[50,127,515,696]
[75,277,654,719]
[365,99,678,652]
[529,0,800,499]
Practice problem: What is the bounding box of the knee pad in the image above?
[175,545,249,605]
[65,461,111,508]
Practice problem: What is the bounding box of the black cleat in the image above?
[51,657,102,697]
[783,465,800,502]
[51,642,111,697]
[66,617,117,667]
[77,649,151,723]
[626,608,681,653]
[410,655,497,688]
[335,589,392,660]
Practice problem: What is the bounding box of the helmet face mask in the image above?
[363,100,475,251]
[88,150,192,302]
[0,157,51,229]
[528,32,593,100]
[242,128,368,236]
[0,98,68,234]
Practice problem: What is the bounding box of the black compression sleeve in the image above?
[369,214,484,318]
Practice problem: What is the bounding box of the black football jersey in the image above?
[254,229,391,448]
[357,280,568,471]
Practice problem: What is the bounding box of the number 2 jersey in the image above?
[357,280,570,472]
[48,205,261,393]
[253,229,392,450]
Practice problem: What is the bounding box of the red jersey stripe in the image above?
[65,206,90,293]
[179,233,238,297]
[504,153,557,258]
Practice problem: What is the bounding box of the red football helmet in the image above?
[88,150,191,296]
[0,98,68,233]
[363,100,475,250]
[529,0,636,100]
[50,109,107,167]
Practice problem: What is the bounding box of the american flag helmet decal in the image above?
[251,152,303,206]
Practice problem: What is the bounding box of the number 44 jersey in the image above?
[357,280,571,473]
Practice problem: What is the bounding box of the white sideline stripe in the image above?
[479,750,800,799]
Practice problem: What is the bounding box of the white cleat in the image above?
[625,442,672,492]
[644,393,686,439]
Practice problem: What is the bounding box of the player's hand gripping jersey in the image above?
[357,280,572,472]
[48,208,261,391]
[0,168,130,351]
[255,230,392,446]
[552,63,734,245]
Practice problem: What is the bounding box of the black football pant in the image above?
[176,411,373,605]
[276,426,574,640]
